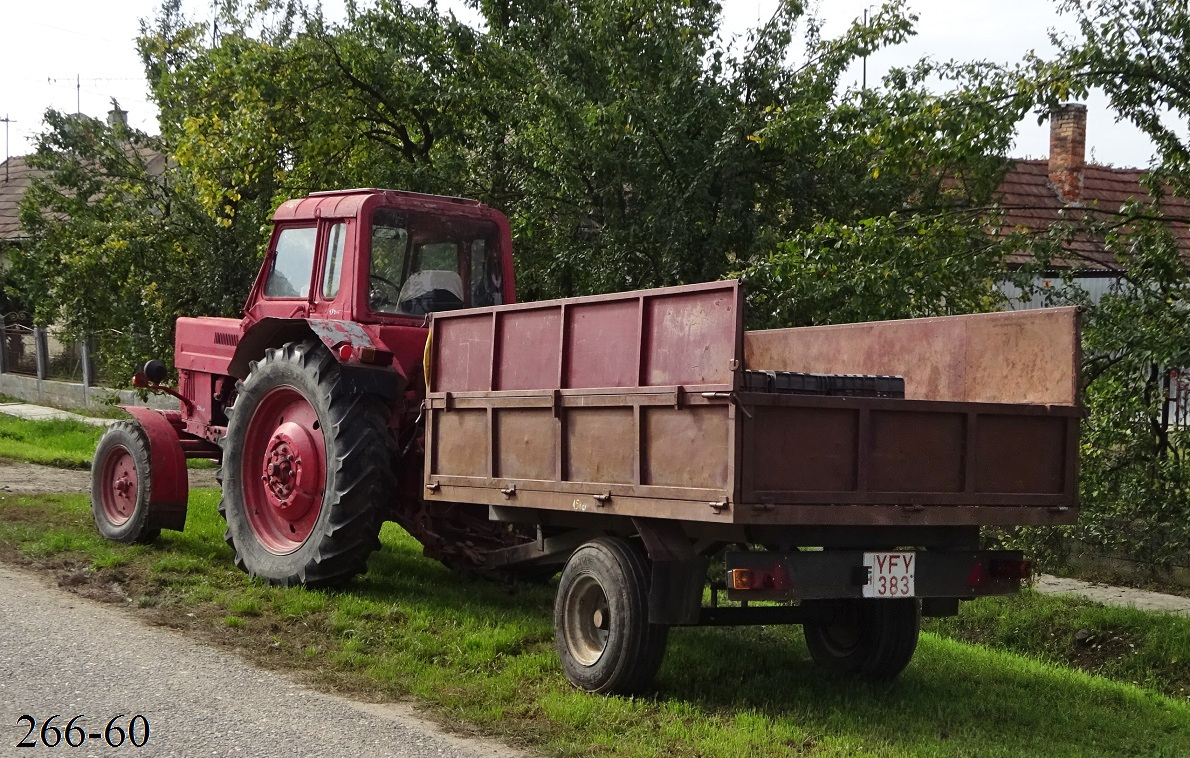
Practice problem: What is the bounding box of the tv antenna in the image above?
[46,74,136,115]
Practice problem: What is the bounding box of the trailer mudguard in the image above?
[121,406,189,531]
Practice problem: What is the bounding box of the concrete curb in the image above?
[0,402,115,427]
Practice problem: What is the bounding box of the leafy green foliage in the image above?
[743,212,1011,329]
[10,109,260,381]
[1019,0,1190,570]
[7,0,1035,367]
[132,0,1030,307]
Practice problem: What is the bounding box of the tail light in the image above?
[990,558,1033,581]
[729,568,754,590]
[967,557,1032,588]
[727,563,792,592]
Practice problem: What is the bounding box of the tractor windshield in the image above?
[368,207,505,316]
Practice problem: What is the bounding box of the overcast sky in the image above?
[0,0,1159,168]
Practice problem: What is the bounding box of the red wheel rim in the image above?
[241,386,326,554]
[100,445,138,526]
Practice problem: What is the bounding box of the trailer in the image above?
[88,188,1081,695]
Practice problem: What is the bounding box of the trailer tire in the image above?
[554,537,669,695]
[802,598,920,679]
[219,339,393,587]
[91,421,160,544]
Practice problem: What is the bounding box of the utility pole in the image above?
[1,115,13,183]
[862,8,869,89]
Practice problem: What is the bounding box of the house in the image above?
[0,153,36,252]
[996,103,1190,309]
[0,107,166,384]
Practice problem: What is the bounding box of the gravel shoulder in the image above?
[0,562,525,757]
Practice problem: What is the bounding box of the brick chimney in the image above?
[1049,103,1086,203]
[107,106,128,129]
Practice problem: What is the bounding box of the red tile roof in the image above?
[0,155,38,241]
[996,159,1190,269]
[0,146,167,244]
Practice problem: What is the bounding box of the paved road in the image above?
[0,564,525,758]
[1035,574,1190,615]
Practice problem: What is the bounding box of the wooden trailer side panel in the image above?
[425,282,742,524]
[735,393,1080,526]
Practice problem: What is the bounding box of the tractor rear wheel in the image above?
[219,339,394,587]
[91,421,160,544]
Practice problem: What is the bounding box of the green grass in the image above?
[0,415,104,468]
[0,413,215,469]
[926,590,1190,697]
[0,490,1186,757]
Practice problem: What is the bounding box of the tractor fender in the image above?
[120,406,189,531]
[229,317,407,399]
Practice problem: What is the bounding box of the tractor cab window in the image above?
[321,223,347,299]
[264,226,317,298]
[368,207,504,316]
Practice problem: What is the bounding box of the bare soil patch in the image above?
[0,459,218,493]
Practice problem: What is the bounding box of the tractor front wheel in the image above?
[91,421,160,544]
[219,339,394,587]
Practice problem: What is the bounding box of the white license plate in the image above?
[862,552,916,598]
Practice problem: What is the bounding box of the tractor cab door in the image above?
[245,223,320,321]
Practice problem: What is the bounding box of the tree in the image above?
[12,0,1035,384]
[1016,0,1190,569]
[11,109,259,382]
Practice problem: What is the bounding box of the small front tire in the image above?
[91,421,160,544]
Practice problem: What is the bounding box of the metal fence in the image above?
[1166,369,1190,427]
[44,331,88,383]
[0,323,95,385]
[1,324,38,376]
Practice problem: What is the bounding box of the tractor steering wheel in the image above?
[369,273,402,308]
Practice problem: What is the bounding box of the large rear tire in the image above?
[802,598,920,679]
[554,537,669,695]
[91,421,160,544]
[219,339,394,587]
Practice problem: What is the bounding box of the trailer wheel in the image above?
[802,598,920,679]
[554,537,669,695]
[219,339,394,587]
[91,421,160,544]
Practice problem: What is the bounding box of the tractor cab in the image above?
[244,188,515,327]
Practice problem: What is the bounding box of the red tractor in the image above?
[92,188,526,586]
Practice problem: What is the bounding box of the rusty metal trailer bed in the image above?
[424,280,1080,527]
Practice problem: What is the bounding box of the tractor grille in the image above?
[214,331,240,347]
